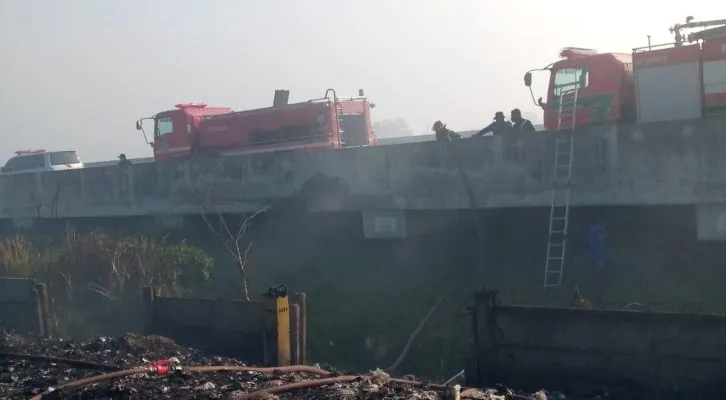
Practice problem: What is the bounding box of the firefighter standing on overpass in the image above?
[432,121,461,142]
[473,111,511,137]
[510,108,536,133]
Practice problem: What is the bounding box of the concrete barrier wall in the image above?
[2,117,726,219]
[465,290,726,394]
[141,287,306,366]
[0,278,51,336]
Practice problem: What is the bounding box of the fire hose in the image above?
[24,355,459,400]
[28,362,332,400]
[30,368,448,400]
[235,375,448,399]
[0,352,120,371]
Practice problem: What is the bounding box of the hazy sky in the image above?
[0,1,714,161]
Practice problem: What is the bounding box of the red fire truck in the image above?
[524,17,726,131]
[136,89,376,161]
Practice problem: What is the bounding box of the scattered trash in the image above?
[369,367,391,386]
[0,329,618,399]
[194,381,216,390]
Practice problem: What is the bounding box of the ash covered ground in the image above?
[0,330,612,399]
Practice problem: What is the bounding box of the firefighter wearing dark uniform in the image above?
[474,111,511,137]
[510,108,536,133]
[432,121,461,142]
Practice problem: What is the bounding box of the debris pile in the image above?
[0,330,557,399]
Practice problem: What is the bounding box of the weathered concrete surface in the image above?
[2,118,726,219]
[466,290,726,395]
[142,287,306,366]
[0,278,50,336]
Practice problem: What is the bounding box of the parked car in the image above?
[0,149,84,175]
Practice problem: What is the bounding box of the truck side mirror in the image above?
[524,72,533,87]
[579,71,589,89]
[135,120,142,131]
[369,103,376,109]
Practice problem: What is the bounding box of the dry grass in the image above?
[0,228,214,337]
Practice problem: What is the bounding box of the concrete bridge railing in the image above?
[1,117,726,219]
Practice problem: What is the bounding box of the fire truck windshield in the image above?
[156,117,173,138]
[552,67,589,96]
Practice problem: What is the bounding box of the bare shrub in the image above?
[195,185,263,301]
[0,228,213,337]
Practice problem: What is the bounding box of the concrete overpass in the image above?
[2,118,726,234]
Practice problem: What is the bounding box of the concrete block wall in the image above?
[467,290,726,394]
[1,117,725,219]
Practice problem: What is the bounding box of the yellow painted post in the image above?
[262,285,291,366]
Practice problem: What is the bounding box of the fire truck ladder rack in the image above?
[544,85,579,288]
[670,17,726,45]
[336,101,345,147]
[322,88,346,147]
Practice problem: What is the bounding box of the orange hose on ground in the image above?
[29,365,331,400]
[0,352,120,371]
[188,365,330,375]
[234,376,362,399]
[29,368,147,400]
[236,375,448,399]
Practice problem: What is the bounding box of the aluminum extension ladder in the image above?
[543,87,579,288]
[335,101,346,147]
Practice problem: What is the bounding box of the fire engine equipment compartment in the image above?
[701,38,726,116]
[633,44,703,123]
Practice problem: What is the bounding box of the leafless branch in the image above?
[195,184,264,300]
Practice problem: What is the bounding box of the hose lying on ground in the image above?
[235,375,362,399]
[28,364,331,400]
[235,375,448,400]
[383,290,448,373]
[187,365,329,375]
[30,368,148,400]
[0,352,120,371]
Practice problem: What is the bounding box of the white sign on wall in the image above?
[373,216,397,233]
[362,210,407,239]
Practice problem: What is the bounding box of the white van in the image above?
[0,149,85,175]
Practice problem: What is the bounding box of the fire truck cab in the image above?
[524,17,726,131]
[524,48,636,131]
[137,90,376,162]
[140,103,231,160]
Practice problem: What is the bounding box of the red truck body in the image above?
[701,39,726,115]
[542,49,635,131]
[528,19,726,130]
[144,95,375,162]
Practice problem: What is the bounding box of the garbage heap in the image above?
[0,330,558,399]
